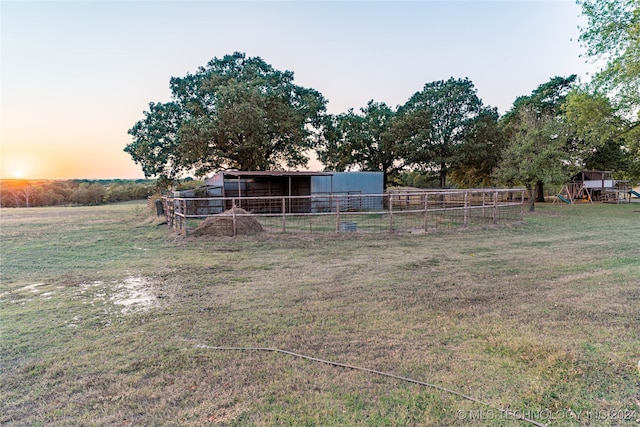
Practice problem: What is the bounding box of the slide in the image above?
[629,190,640,198]
[556,194,572,204]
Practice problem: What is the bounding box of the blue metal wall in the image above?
[311,172,384,212]
[311,172,384,195]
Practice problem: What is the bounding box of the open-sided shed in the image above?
[204,171,331,198]
[174,170,385,214]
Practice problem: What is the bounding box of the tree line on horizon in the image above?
[0,179,161,208]
[123,0,638,212]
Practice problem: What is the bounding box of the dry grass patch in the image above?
[1,202,639,426]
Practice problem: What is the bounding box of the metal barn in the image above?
[173,171,384,214]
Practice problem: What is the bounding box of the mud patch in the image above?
[3,283,58,303]
[17,283,46,293]
[110,276,157,314]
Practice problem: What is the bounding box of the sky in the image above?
[1,0,597,180]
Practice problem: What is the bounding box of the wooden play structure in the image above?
[555,170,632,204]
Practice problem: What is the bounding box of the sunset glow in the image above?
[1,1,595,180]
[1,153,36,180]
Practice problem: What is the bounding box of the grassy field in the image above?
[1,201,639,426]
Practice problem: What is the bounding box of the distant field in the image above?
[1,202,639,426]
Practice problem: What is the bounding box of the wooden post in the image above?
[463,191,469,227]
[423,193,428,232]
[181,199,187,232]
[482,191,486,221]
[282,198,286,233]
[335,197,340,233]
[493,191,498,224]
[231,198,237,237]
[388,193,393,233]
[288,176,292,213]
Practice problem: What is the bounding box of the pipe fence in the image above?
[162,189,525,235]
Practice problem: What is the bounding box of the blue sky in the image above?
[1,1,595,179]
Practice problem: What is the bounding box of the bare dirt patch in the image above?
[111,276,158,314]
[72,277,160,315]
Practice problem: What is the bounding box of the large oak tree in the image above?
[450,108,504,187]
[400,78,492,188]
[316,101,426,187]
[563,89,630,174]
[125,52,327,184]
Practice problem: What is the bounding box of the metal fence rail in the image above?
[162,189,525,235]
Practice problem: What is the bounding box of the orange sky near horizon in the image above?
[1,1,594,181]
[1,123,146,180]
[0,146,143,181]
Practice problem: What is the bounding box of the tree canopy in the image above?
[578,0,640,113]
[563,89,629,173]
[125,52,327,183]
[316,101,420,187]
[125,49,640,192]
[500,75,577,201]
[450,108,504,187]
[577,0,640,182]
[495,108,569,211]
[400,78,492,188]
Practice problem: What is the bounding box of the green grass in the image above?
[1,202,639,426]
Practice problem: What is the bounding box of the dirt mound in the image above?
[192,207,264,237]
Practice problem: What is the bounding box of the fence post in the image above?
[388,193,393,233]
[464,191,469,227]
[231,198,237,237]
[482,191,486,221]
[423,193,428,232]
[181,199,187,233]
[493,191,498,224]
[282,198,286,233]
[164,198,171,228]
[335,197,340,232]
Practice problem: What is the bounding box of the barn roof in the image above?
[219,171,333,179]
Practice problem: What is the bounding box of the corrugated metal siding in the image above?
[311,172,383,194]
[311,172,384,212]
[204,173,225,187]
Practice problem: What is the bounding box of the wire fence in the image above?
[162,189,525,235]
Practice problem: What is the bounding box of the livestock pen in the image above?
[162,189,525,235]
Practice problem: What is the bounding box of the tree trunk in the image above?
[535,181,545,202]
[439,165,447,189]
[527,186,535,212]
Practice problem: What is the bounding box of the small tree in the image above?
[495,108,569,212]
[501,75,577,201]
[20,185,35,208]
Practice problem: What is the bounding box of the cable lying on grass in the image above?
[196,344,548,427]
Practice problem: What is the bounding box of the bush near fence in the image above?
[162,189,525,236]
